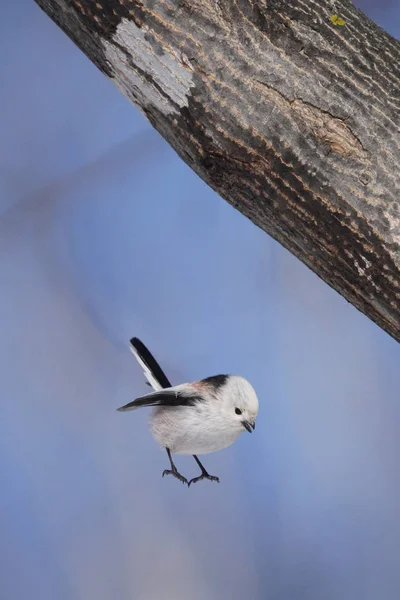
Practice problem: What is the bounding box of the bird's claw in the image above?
[188,473,220,487]
[162,469,188,486]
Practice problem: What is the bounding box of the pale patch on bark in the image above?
[102,18,195,117]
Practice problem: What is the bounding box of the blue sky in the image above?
[1,2,399,599]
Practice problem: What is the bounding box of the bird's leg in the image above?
[162,448,188,485]
[188,455,220,487]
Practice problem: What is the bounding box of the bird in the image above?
[117,337,259,487]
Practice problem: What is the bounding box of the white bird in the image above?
[117,338,259,486]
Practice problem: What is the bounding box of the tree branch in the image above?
[34,0,400,341]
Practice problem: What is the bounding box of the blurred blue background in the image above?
[0,1,399,599]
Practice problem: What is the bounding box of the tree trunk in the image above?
[34,0,400,342]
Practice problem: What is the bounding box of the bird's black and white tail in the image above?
[129,337,171,391]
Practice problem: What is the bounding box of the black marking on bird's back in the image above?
[134,392,203,408]
[130,337,171,389]
[178,394,205,407]
[119,390,203,411]
[201,374,229,391]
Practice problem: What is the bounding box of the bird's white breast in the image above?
[149,404,242,455]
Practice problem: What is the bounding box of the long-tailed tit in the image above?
[117,338,259,487]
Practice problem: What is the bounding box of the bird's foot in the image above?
[188,472,220,487]
[162,468,188,486]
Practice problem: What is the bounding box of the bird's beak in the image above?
[242,420,255,433]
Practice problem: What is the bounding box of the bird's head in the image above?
[202,374,259,434]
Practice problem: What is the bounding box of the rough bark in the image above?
[34,0,400,341]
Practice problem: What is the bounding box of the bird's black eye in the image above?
[235,407,242,415]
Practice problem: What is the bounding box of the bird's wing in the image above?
[129,337,171,391]
[116,386,200,412]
